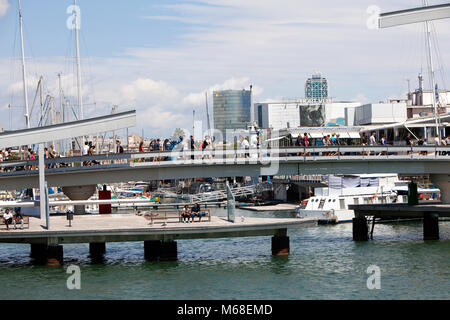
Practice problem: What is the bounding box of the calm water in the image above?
[0,209,449,300]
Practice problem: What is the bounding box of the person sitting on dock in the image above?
[181,205,192,223]
[13,208,24,230]
[2,208,13,231]
[191,203,206,222]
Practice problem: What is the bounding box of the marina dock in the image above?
[350,203,450,241]
[0,214,317,265]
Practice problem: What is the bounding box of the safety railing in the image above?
[1,146,450,176]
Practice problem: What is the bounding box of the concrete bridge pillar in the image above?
[62,185,97,214]
[430,174,450,203]
[272,229,290,256]
[30,244,64,266]
[89,242,106,261]
[144,240,178,261]
[30,243,47,260]
[272,236,290,256]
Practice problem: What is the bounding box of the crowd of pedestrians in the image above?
[1,132,450,173]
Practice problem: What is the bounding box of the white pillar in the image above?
[38,143,49,229]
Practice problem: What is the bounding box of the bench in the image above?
[140,209,211,225]
[0,215,30,230]
[179,209,211,223]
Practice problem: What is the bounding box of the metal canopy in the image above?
[0,110,136,149]
[379,3,450,28]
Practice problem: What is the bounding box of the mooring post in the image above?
[353,216,369,241]
[423,213,440,240]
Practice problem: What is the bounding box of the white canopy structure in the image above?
[378,3,450,28]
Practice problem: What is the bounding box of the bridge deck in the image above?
[0,214,317,245]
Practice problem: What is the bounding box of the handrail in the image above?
[1,146,450,174]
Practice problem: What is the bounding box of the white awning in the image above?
[265,136,288,142]
[338,133,351,138]
[349,132,361,139]
[309,132,323,139]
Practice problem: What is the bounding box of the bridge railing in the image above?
[1,146,450,174]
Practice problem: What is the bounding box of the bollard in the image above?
[66,211,73,227]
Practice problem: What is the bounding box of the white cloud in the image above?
[0,0,9,18]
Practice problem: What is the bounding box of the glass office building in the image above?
[213,90,251,133]
[305,73,329,102]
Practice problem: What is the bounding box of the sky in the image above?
[0,0,449,138]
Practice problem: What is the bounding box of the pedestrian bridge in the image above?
[1,146,450,190]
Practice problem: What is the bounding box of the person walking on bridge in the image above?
[190,135,196,160]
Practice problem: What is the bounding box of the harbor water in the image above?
[0,208,449,300]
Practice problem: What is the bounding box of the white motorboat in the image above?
[296,174,440,223]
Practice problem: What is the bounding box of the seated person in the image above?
[181,205,192,223]
[191,203,207,222]
[13,208,24,230]
[2,209,13,231]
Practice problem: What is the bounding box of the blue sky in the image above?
[1,0,449,137]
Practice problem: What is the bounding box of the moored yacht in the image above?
[296,174,440,223]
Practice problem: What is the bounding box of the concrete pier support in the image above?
[62,185,96,214]
[30,243,47,260]
[89,242,106,258]
[160,241,178,261]
[352,217,369,241]
[272,235,290,256]
[47,245,64,266]
[30,244,64,266]
[423,213,440,240]
[144,240,178,261]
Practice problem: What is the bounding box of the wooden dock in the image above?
[0,214,317,264]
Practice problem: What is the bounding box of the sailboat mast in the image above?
[423,0,440,139]
[18,0,30,129]
[74,0,83,121]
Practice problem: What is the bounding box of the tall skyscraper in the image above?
[213,90,251,133]
[305,72,329,102]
